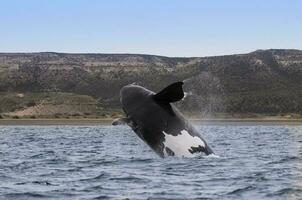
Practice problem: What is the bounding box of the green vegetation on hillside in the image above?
[0,92,123,119]
[0,49,301,119]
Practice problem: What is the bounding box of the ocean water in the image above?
[0,123,301,200]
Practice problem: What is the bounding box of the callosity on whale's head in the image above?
[113,81,214,158]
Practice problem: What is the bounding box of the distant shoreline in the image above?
[1,118,302,126]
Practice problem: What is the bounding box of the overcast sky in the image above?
[1,0,301,57]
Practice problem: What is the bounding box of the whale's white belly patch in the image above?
[162,130,205,157]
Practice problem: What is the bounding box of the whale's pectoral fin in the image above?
[112,117,131,126]
[153,81,184,103]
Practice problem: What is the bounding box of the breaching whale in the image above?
[112,81,214,158]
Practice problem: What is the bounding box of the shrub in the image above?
[54,113,61,118]
[27,100,36,107]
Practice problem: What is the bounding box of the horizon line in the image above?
[0,48,301,58]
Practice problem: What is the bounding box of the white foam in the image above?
[206,154,219,158]
[182,91,192,101]
[162,130,205,157]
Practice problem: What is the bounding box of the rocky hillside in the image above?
[0,49,301,118]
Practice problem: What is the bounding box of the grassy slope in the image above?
[1,91,301,119]
[0,92,123,119]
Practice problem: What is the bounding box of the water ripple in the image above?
[0,124,301,199]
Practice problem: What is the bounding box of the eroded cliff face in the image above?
[0,49,301,115]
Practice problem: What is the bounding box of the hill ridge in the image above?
[0,49,301,118]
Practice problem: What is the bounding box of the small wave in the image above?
[218,142,231,146]
[12,161,28,168]
[32,181,55,185]
[92,195,111,200]
[15,180,57,186]
[227,185,255,195]
[4,192,52,198]
[79,185,105,193]
[66,167,83,172]
[14,182,26,185]
[164,172,185,176]
[91,160,116,165]
[268,156,300,164]
[130,158,154,163]
[109,176,145,182]
[267,188,302,197]
[85,185,104,190]
[29,153,45,159]
[79,173,107,181]
[45,157,69,164]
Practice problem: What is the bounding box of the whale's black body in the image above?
[112,82,214,158]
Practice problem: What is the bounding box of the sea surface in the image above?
[0,123,302,200]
